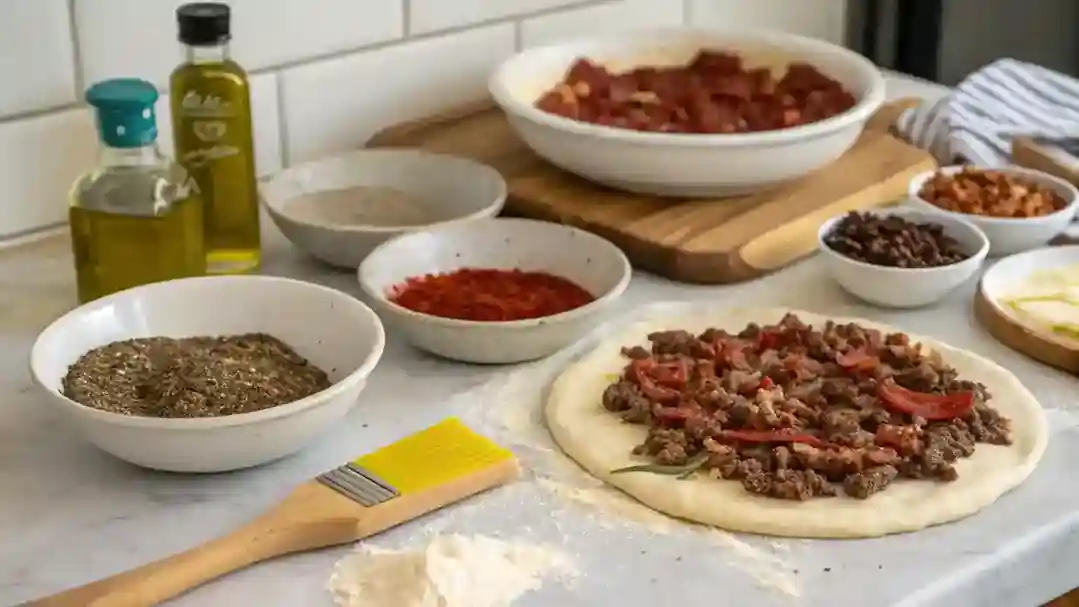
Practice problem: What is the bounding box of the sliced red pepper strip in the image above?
[655,407,694,422]
[835,349,880,372]
[757,376,775,391]
[715,429,836,449]
[629,362,682,401]
[649,360,689,388]
[714,341,748,368]
[877,378,974,421]
[757,330,780,351]
[640,381,681,401]
[629,359,687,390]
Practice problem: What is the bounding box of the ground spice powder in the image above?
[62,333,332,418]
[389,268,595,322]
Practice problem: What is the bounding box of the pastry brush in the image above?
[23,417,519,607]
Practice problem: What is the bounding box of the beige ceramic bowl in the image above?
[261,149,507,269]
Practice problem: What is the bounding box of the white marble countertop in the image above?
[5,75,1079,607]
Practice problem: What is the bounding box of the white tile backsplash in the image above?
[75,0,403,88]
[0,2,77,118]
[409,0,583,35]
[520,0,684,48]
[0,0,851,238]
[0,109,97,238]
[281,24,515,164]
[688,0,848,46]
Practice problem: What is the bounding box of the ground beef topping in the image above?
[603,314,1012,501]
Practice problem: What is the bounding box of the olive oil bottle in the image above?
[170,2,260,274]
[69,78,206,304]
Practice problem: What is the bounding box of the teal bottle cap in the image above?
[85,78,160,149]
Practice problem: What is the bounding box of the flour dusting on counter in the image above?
[461,353,803,597]
[536,477,679,532]
[328,534,577,607]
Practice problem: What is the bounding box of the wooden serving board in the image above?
[368,98,937,284]
[973,286,1079,374]
[974,246,1079,375]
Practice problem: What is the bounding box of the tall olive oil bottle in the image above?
[170,2,260,274]
[69,78,205,304]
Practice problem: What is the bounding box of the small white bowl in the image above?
[29,276,385,473]
[358,218,631,364]
[818,208,989,308]
[261,149,507,269]
[489,27,886,197]
[907,165,1079,256]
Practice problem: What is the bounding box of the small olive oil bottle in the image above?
[170,2,260,274]
[69,78,206,304]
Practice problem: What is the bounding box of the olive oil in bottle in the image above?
[170,2,260,274]
[70,78,206,304]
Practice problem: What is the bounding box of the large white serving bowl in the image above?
[489,27,886,198]
[261,149,507,269]
[358,218,632,364]
[907,165,1079,256]
[29,276,385,473]
[818,207,989,308]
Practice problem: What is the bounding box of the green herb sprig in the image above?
[610,452,711,480]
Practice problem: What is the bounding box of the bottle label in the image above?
[179,92,241,168]
[180,91,235,118]
[171,78,258,244]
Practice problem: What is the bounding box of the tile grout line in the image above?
[274,75,292,168]
[0,1,601,127]
[0,0,609,242]
[264,0,598,75]
[0,223,67,253]
[65,0,86,97]
[0,102,85,125]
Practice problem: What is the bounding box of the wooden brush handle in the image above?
[26,525,282,607]
[24,484,361,607]
[25,460,520,607]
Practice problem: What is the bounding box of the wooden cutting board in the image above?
[368,98,936,284]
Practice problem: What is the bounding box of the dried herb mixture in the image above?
[62,333,332,418]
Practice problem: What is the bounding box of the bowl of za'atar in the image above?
[545,307,1048,538]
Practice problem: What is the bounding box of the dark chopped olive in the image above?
[824,212,969,268]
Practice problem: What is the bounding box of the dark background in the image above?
[847,0,1079,85]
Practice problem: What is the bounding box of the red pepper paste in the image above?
[389,268,595,322]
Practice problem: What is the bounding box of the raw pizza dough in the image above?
[545,307,1049,538]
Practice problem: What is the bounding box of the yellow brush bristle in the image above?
[352,418,516,495]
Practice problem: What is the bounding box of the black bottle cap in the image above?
[176,3,231,46]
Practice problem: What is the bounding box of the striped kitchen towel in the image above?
[895,58,1079,166]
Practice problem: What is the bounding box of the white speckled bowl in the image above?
[29,275,385,473]
[357,218,632,364]
[261,149,508,269]
[818,207,989,308]
[907,165,1079,256]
